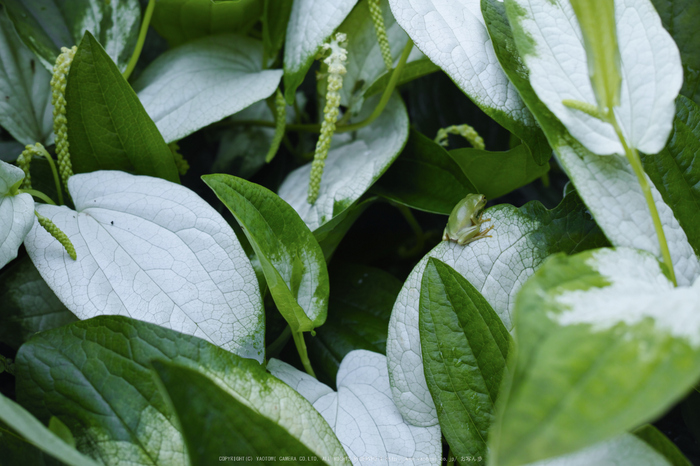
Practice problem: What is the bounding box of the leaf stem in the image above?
[123,0,155,80]
[34,144,64,205]
[291,330,316,378]
[19,189,56,205]
[396,203,425,257]
[607,115,677,286]
[226,39,414,134]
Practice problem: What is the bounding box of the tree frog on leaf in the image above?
[442,194,493,245]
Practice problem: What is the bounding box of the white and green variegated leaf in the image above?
[0,160,34,269]
[0,9,53,147]
[523,434,671,466]
[269,350,442,465]
[493,247,700,466]
[387,191,608,427]
[283,0,358,103]
[22,170,264,361]
[16,316,347,466]
[134,34,282,143]
[387,0,537,140]
[277,93,409,231]
[505,0,682,155]
[337,0,430,114]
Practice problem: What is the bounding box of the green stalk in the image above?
[35,144,64,205]
[291,330,316,378]
[607,116,677,286]
[123,0,155,80]
[19,189,56,205]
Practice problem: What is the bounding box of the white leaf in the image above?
[525,434,670,466]
[0,10,53,147]
[557,144,700,286]
[506,0,682,155]
[278,93,409,230]
[388,0,534,127]
[135,34,283,143]
[0,160,34,268]
[283,0,359,97]
[23,171,264,361]
[269,350,442,466]
[387,195,602,426]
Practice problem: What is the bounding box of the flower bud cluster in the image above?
[169,142,190,175]
[435,124,485,150]
[35,211,77,260]
[369,0,393,70]
[51,46,77,190]
[308,33,348,204]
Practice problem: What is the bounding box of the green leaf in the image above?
[15,316,347,464]
[449,143,550,200]
[134,34,282,144]
[203,174,329,333]
[152,361,324,465]
[651,0,700,105]
[48,416,75,448]
[387,189,608,427]
[641,96,700,257]
[307,263,401,383]
[0,393,98,466]
[0,8,53,146]
[389,0,550,165]
[150,0,262,47]
[283,0,358,103]
[634,425,693,466]
[373,129,477,214]
[1,0,140,72]
[486,0,699,286]
[278,93,409,230]
[0,420,45,466]
[263,0,293,64]
[493,247,700,465]
[66,32,179,183]
[0,255,76,349]
[419,258,511,460]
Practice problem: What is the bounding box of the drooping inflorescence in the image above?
[435,124,485,150]
[51,46,77,191]
[16,145,36,190]
[307,33,348,204]
[369,0,393,70]
[35,211,77,260]
[265,89,287,163]
[169,142,190,175]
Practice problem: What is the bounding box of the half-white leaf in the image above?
[0,160,34,268]
[23,170,264,361]
[505,0,682,155]
[388,0,535,129]
[278,93,409,231]
[269,350,442,465]
[135,34,283,144]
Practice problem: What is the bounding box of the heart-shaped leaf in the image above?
[134,34,283,144]
[0,9,52,147]
[269,350,442,465]
[203,174,328,333]
[387,190,608,427]
[493,247,700,465]
[23,170,264,360]
[0,160,34,268]
[278,93,409,231]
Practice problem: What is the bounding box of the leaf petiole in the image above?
[19,188,56,206]
[291,330,316,378]
[123,0,155,80]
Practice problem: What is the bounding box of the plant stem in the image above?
[396,203,425,257]
[266,326,292,359]
[227,39,414,135]
[608,115,677,286]
[19,189,56,205]
[35,144,64,205]
[123,0,155,80]
[292,330,316,378]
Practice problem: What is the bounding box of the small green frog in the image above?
[442,194,493,245]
